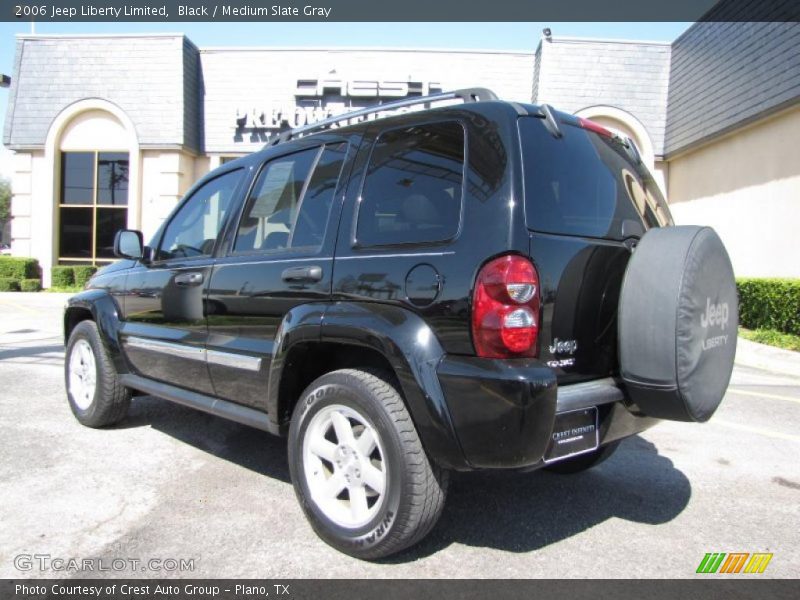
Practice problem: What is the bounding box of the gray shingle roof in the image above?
[665,20,800,156]
[3,34,201,152]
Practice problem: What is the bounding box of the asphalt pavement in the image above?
[0,292,798,578]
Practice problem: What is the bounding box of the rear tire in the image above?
[288,368,448,559]
[544,441,620,475]
[65,320,131,428]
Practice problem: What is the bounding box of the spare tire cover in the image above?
[618,226,737,422]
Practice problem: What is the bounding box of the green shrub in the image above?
[20,278,42,292]
[72,265,98,287]
[51,266,76,288]
[0,277,20,291]
[0,256,39,280]
[737,278,800,336]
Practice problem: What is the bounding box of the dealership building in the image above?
[2,21,799,286]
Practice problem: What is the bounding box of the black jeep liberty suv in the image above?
[63,89,738,559]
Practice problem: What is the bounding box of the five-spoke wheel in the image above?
[303,404,387,528]
[64,320,131,427]
[67,338,97,410]
[289,369,448,559]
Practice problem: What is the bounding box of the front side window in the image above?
[156,169,243,261]
[58,151,129,264]
[234,143,347,254]
[356,122,465,247]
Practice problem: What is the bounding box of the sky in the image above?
[0,21,691,178]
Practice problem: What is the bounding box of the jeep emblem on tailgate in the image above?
[549,338,578,354]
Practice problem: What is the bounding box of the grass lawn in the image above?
[739,327,800,352]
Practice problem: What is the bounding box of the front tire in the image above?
[65,320,131,428]
[288,369,448,559]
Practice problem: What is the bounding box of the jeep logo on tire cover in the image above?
[700,298,729,330]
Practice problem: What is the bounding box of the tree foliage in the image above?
[0,177,11,223]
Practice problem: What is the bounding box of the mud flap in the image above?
[618,226,738,422]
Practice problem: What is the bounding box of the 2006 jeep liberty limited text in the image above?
[63,89,738,559]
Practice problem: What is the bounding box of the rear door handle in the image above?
[281,266,323,282]
[174,272,204,286]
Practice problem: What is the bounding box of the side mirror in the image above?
[114,229,144,260]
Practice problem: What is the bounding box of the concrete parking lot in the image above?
[0,292,798,578]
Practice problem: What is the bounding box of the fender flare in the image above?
[267,301,467,470]
[64,289,128,373]
[265,302,327,420]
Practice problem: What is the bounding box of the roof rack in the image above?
[266,87,499,146]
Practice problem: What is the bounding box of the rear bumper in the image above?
[436,356,660,470]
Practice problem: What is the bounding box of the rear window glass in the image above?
[519,117,670,239]
[356,121,464,247]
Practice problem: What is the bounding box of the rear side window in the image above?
[234,143,346,254]
[356,121,464,247]
[519,117,668,239]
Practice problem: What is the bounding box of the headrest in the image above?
[401,194,439,224]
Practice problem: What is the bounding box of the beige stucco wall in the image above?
[11,151,55,285]
[10,152,40,263]
[667,104,800,278]
[653,162,668,198]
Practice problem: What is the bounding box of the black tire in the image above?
[64,320,131,428]
[544,441,620,475]
[288,368,449,560]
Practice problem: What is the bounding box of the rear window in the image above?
[519,117,671,239]
[356,121,465,247]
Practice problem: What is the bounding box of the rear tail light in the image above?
[578,117,613,138]
[472,255,541,358]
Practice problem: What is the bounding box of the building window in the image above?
[58,151,129,264]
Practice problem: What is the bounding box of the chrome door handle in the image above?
[281,266,323,282]
[174,272,204,286]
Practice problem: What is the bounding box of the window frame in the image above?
[151,167,246,265]
[352,119,467,250]
[57,150,130,266]
[229,142,348,258]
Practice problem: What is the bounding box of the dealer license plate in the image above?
[544,407,599,463]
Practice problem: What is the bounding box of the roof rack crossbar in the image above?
[267,87,498,146]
